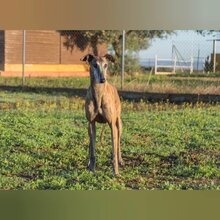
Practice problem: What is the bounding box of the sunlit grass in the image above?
[0,76,219,189]
[0,94,219,189]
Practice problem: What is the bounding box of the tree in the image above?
[59,30,173,73]
[204,56,213,73]
[197,30,220,72]
[196,30,220,36]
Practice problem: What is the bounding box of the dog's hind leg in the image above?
[110,121,119,176]
[100,124,106,146]
[117,117,124,167]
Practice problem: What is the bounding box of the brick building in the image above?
[0,30,107,77]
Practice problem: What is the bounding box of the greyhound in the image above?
[81,54,123,176]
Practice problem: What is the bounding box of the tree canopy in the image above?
[59,30,173,73]
[196,30,220,36]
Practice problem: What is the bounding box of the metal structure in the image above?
[121,30,125,89]
[22,30,26,85]
[0,30,219,86]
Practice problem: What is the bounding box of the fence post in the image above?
[121,30,125,90]
[154,55,157,74]
[173,56,177,73]
[22,30,26,86]
[197,46,200,71]
[190,56,193,74]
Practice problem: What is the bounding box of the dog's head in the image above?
[80,54,115,84]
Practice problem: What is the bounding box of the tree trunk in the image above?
[112,39,122,74]
[90,35,98,56]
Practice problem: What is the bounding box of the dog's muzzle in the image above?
[100,78,106,83]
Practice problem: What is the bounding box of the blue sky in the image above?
[138,30,220,60]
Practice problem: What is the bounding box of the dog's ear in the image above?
[103,54,115,63]
[80,54,95,63]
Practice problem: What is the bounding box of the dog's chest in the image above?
[98,96,115,122]
[88,83,117,123]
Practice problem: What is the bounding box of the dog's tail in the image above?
[100,124,106,145]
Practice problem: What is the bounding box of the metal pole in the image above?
[173,56,176,73]
[59,32,62,64]
[213,39,216,73]
[22,30,26,86]
[171,41,174,59]
[121,30,125,90]
[154,55,157,74]
[197,45,200,71]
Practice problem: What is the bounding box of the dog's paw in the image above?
[118,159,125,168]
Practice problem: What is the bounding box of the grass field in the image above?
[0,76,219,190]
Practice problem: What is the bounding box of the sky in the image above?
[138,30,220,61]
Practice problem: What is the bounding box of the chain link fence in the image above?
[0,30,220,84]
[139,30,220,74]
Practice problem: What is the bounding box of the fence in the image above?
[0,30,220,88]
[139,30,220,74]
[154,55,194,74]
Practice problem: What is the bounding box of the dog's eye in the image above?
[93,63,98,68]
[104,64,108,68]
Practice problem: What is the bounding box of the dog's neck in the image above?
[90,80,107,114]
[90,70,107,96]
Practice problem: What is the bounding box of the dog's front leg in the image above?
[88,121,96,172]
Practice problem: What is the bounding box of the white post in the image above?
[22,30,26,85]
[173,56,177,73]
[154,55,157,74]
[121,30,125,90]
[190,57,193,74]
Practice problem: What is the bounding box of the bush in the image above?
[204,56,213,73]
[125,53,141,74]
[108,52,141,75]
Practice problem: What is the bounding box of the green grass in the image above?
[0,77,89,89]
[0,76,219,189]
[0,87,219,189]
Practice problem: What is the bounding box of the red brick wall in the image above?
[4,30,107,65]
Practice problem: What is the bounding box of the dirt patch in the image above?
[119,90,220,103]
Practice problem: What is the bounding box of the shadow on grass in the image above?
[0,85,220,103]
